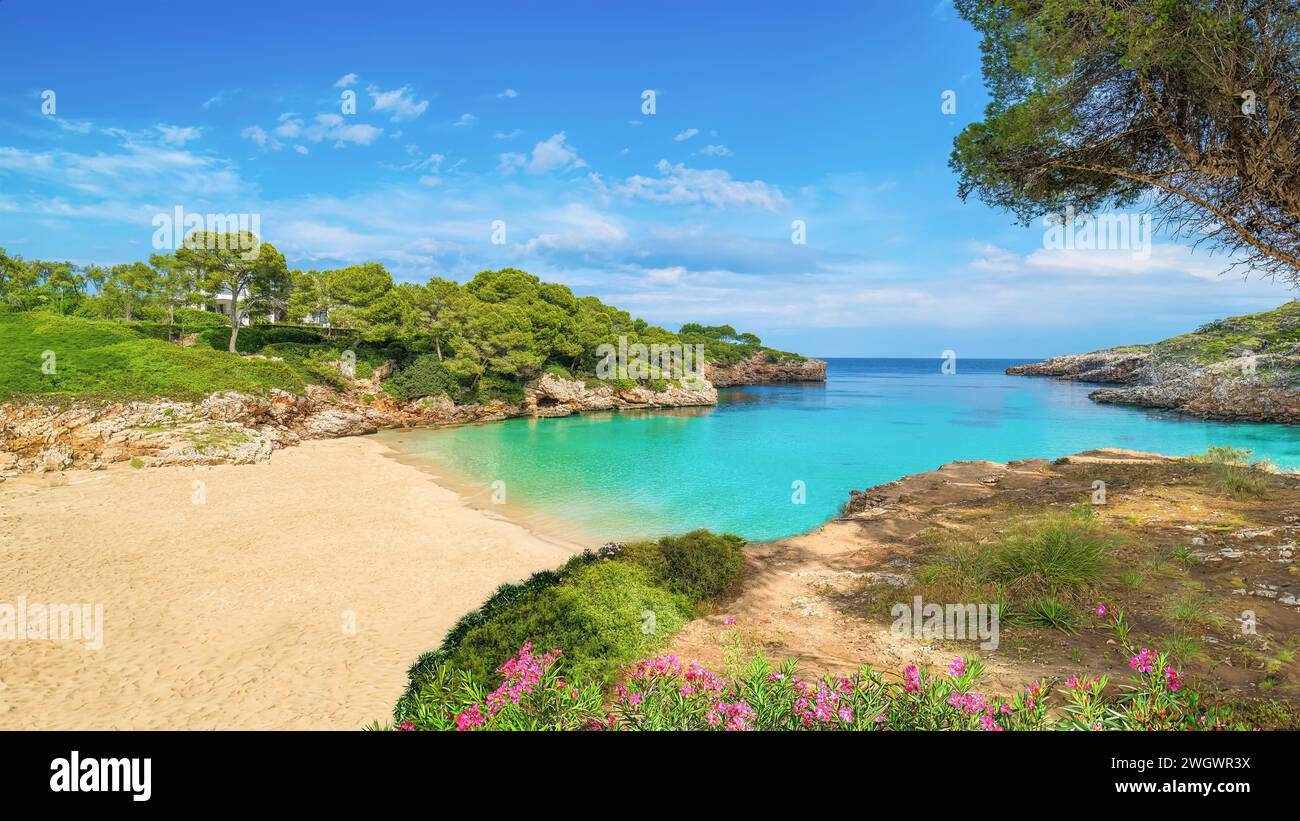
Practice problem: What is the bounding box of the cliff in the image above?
[705,352,827,387]
[1008,301,1300,423]
[0,369,724,475]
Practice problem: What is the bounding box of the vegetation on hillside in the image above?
[394,530,746,724]
[0,240,803,403]
[1080,301,1300,374]
[380,638,1240,731]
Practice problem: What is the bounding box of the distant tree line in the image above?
[0,232,788,401]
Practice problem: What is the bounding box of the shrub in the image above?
[992,506,1110,595]
[621,529,746,606]
[173,307,229,330]
[396,530,745,721]
[1192,446,1274,499]
[391,644,606,731]
[384,642,1236,731]
[383,353,460,401]
[434,561,690,688]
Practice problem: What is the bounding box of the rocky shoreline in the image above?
[1008,350,1300,423]
[0,354,827,475]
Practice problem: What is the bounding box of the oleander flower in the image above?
[1129,647,1156,674]
[903,664,921,693]
[1163,666,1184,692]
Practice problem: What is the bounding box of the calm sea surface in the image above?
[375,358,1300,543]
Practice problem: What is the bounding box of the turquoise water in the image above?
[375,358,1300,543]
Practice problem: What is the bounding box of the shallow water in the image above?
[375,358,1300,543]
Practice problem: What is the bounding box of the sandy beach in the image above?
[0,436,578,729]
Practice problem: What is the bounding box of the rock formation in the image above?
[0,357,820,474]
[1008,302,1300,424]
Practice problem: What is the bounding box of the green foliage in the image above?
[398,530,745,720]
[1191,446,1274,499]
[992,505,1110,594]
[1021,595,1078,634]
[950,0,1300,284]
[620,529,746,606]
[0,252,816,403]
[387,642,1238,731]
[0,312,314,401]
[435,561,690,688]
[384,353,460,400]
[172,307,229,330]
[909,506,1115,630]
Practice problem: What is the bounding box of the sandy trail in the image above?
[0,436,577,729]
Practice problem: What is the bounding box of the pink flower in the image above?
[1164,666,1184,692]
[455,704,485,731]
[947,657,967,678]
[1095,604,1107,617]
[1129,647,1156,674]
[903,664,921,693]
[396,721,414,731]
[723,615,737,626]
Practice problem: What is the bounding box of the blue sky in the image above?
[0,0,1293,356]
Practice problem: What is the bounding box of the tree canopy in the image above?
[951,0,1300,282]
[0,240,799,403]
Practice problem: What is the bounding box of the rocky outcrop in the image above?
[1009,348,1300,423]
[0,369,727,475]
[524,372,717,417]
[706,353,827,388]
[1006,350,1150,384]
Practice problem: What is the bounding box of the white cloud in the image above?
[497,88,518,99]
[452,113,477,127]
[56,120,95,134]
[644,266,687,284]
[494,128,522,140]
[294,145,309,155]
[335,73,359,88]
[674,128,700,141]
[496,152,526,175]
[368,85,429,122]
[696,144,731,157]
[241,125,271,147]
[615,160,783,209]
[518,204,627,254]
[498,132,586,175]
[273,113,383,146]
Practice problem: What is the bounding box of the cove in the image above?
[375,358,1300,543]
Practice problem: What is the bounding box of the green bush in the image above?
[439,561,691,687]
[473,372,527,403]
[173,307,230,329]
[992,506,1110,595]
[1191,446,1273,499]
[621,529,746,606]
[383,353,461,401]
